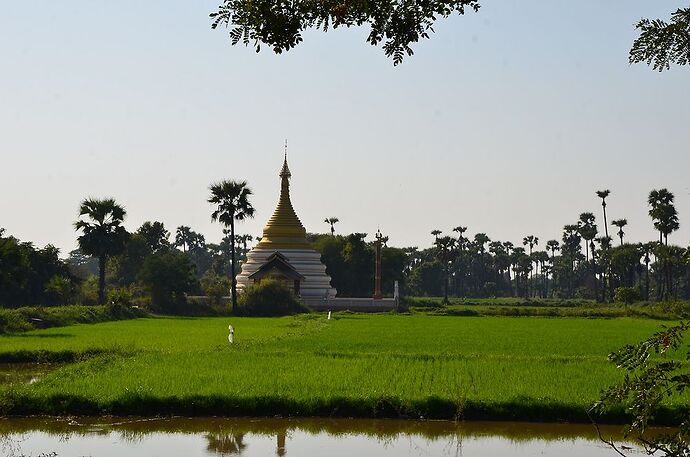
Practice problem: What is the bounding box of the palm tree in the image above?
[175,226,193,252]
[234,234,254,260]
[546,240,560,297]
[641,242,656,301]
[577,213,598,262]
[522,235,538,296]
[611,219,628,245]
[452,226,467,250]
[208,180,255,313]
[503,241,515,295]
[431,229,442,242]
[648,188,679,245]
[596,190,611,238]
[435,235,457,304]
[324,217,339,236]
[74,198,129,304]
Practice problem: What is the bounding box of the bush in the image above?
[200,271,231,306]
[615,287,641,307]
[238,279,309,316]
[0,308,31,333]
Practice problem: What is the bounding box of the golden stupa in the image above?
[236,155,337,299]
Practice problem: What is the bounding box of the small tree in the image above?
[614,287,641,308]
[201,271,231,306]
[139,250,198,312]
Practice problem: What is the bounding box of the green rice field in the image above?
[0,313,686,422]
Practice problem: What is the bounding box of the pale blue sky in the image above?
[1,1,688,255]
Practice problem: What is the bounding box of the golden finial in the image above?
[280,140,291,179]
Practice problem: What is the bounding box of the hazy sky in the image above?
[2,1,689,256]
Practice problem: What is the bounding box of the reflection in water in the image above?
[0,417,653,457]
[206,433,246,455]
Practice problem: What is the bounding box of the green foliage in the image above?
[630,8,690,71]
[0,308,32,333]
[311,233,405,297]
[0,305,147,335]
[78,276,100,305]
[139,250,199,312]
[44,275,76,304]
[210,0,480,65]
[238,279,308,316]
[614,287,642,307]
[136,221,171,252]
[0,232,77,307]
[200,271,231,306]
[592,323,690,456]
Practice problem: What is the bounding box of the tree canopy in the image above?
[211,0,480,65]
[630,7,690,71]
[212,3,690,68]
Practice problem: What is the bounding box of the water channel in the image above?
[0,417,647,457]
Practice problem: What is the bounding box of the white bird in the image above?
[228,324,234,344]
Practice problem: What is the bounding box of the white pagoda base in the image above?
[237,247,337,299]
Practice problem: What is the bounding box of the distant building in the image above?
[236,156,337,299]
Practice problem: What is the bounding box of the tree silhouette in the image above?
[175,226,193,252]
[522,235,538,296]
[211,0,481,65]
[209,180,255,313]
[630,7,690,71]
[74,198,129,304]
[596,190,611,238]
[324,217,339,236]
[435,235,457,304]
[611,219,628,245]
[648,188,680,245]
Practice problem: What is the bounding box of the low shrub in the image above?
[0,308,32,333]
[238,279,309,316]
[0,305,147,334]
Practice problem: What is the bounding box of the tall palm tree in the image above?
[546,240,560,297]
[324,217,339,236]
[577,213,598,262]
[74,198,129,304]
[611,219,628,245]
[208,180,255,313]
[503,241,515,295]
[431,229,442,242]
[435,235,457,304]
[522,235,538,296]
[596,190,611,238]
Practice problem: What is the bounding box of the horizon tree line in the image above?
[1,186,689,310]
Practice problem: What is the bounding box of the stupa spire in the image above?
[257,146,308,249]
[280,139,291,179]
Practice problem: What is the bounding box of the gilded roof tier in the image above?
[257,156,311,249]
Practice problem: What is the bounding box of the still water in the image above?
[0,417,645,457]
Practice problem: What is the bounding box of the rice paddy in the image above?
[0,313,685,422]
